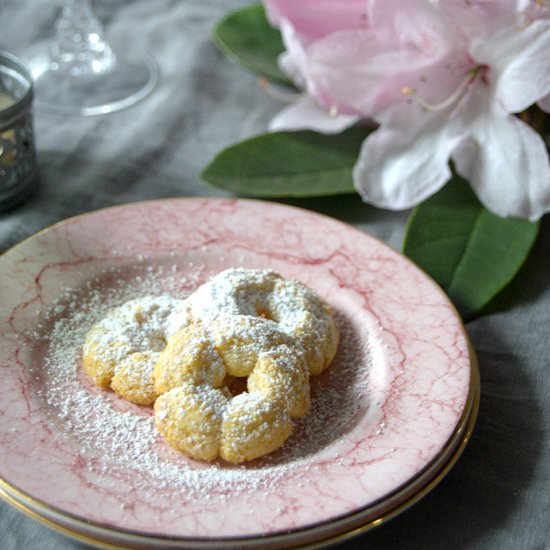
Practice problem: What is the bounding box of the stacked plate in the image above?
[0,199,478,549]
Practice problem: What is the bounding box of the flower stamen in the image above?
[402,66,485,115]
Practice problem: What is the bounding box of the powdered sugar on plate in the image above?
[28,261,373,500]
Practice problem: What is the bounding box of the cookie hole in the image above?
[224,375,248,397]
[256,308,273,320]
[151,335,167,352]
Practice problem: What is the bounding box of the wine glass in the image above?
[24,0,158,116]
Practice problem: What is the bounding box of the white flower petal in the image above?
[453,105,550,220]
[277,20,310,89]
[353,104,463,209]
[269,96,359,134]
[482,19,550,113]
[538,93,550,113]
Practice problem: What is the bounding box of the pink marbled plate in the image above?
[0,198,476,548]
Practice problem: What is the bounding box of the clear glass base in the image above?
[25,41,158,116]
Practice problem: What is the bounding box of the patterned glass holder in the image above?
[0,51,38,211]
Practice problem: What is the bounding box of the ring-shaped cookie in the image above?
[153,316,310,462]
[180,268,339,375]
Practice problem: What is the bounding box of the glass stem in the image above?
[51,0,116,76]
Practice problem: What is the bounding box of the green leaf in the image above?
[403,172,540,321]
[213,4,293,86]
[201,128,372,197]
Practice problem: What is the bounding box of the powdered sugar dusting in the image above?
[27,261,372,501]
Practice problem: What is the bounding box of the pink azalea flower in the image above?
[264,0,550,220]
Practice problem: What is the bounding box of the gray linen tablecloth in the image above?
[0,1,548,549]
